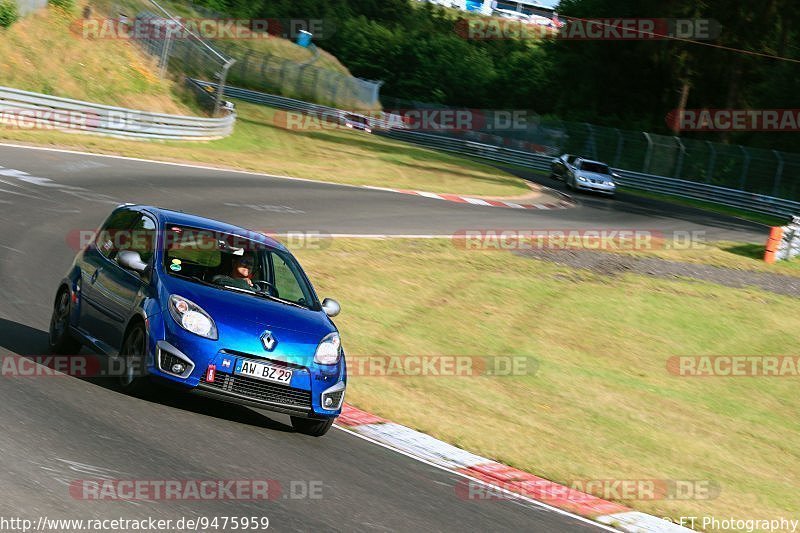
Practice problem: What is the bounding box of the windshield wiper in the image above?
[254,291,307,310]
[220,285,307,309]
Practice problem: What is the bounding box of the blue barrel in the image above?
[296,30,313,47]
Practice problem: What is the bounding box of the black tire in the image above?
[118,323,150,394]
[49,288,82,355]
[291,416,334,437]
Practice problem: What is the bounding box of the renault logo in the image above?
[261,331,277,351]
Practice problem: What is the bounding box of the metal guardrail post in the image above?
[642,132,653,173]
[612,129,623,168]
[673,136,685,179]
[213,58,236,117]
[739,145,750,191]
[584,123,597,160]
[705,141,716,183]
[773,150,785,198]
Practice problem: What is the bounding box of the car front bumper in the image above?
[574,180,616,195]
[147,318,345,419]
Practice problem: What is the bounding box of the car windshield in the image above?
[162,225,318,310]
[580,162,610,174]
[346,113,368,125]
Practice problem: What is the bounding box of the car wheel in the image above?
[119,323,150,393]
[49,288,82,355]
[291,416,334,437]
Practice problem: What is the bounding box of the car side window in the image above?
[127,215,157,264]
[95,208,139,260]
[271,254,305,303]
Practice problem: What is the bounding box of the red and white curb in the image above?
[362,185,574,210]
[336,404,692,533]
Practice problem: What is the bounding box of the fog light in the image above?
[324,397,333,408]
[171,363,186,375]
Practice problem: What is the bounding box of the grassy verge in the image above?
[611,240,800,276]
[0,8,192,114]
[0,100,529,196]
[291,238,799,525]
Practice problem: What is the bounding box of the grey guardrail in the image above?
[386,129,799,217]
[612,169,800,218]
[0,85,235,140]
[191,79,396,129]
[199,80,799,218]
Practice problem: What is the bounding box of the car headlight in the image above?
[168,295,218,340]
[314,332,342,365]
[577,175,588,182]
[607,181,616,187]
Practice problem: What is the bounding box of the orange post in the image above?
[764,226,784,264]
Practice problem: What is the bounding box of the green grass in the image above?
[0,101,529,196]
[289,238,800,524]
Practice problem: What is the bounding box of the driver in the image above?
[212,254,256,291]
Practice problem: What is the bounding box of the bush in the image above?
[0,0,18,28]
[48,0,74,10]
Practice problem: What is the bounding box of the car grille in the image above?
[200,373,312,409]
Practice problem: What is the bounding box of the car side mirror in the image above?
[118,250,148,274]
[322,298,341,317]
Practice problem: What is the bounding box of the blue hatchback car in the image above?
[49,205,346,436]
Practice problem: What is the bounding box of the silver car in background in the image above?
[551,155,618,197]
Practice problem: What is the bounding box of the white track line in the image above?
[333,424,617,532]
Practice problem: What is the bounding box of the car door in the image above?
[86,212,156,351]
[78,207,140,347]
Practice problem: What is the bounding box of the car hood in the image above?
[160,274,335,363]
[576,171,614,183]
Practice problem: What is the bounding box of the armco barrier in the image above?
[198,80,800,218]
[191,79,396,129]
[0,85,235,141]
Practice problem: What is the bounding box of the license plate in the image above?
[235,359,293,385]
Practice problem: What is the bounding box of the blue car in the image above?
[48,205,345,436]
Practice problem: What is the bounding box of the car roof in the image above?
[125,205,288,252]
[577,158,608,166]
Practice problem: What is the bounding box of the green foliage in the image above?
[0,0,18,28]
